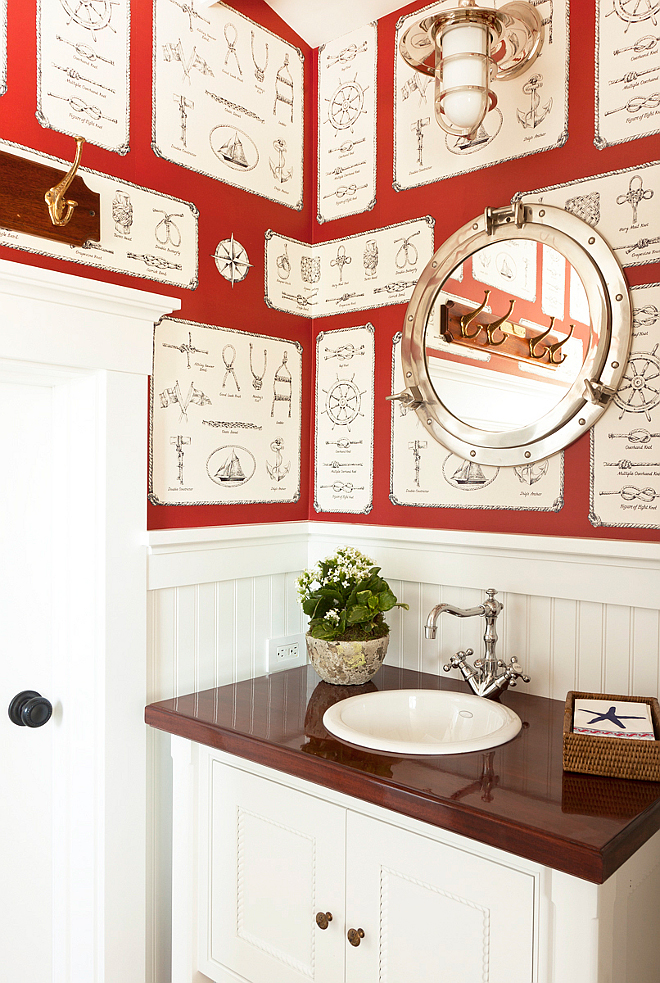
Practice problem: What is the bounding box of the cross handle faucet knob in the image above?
[507,658,530,683]
[443,648,473,672]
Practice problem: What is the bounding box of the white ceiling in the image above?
[264,0,406,48]
[267,0,402,48]
[199,0,408,48]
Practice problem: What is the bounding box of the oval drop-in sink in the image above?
[323,689,522,755]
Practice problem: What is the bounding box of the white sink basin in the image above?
[323,688,522,755]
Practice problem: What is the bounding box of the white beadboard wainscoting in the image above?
[147,520,660,702]
[145,520,660,983]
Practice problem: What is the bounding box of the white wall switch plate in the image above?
[267,633,308,673]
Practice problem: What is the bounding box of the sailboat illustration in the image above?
[214,448,246,483]
[456,123,491,150]
[218,131,249,168]
[210,126,258,171]
[497,255,515,280]
[451,460,488,486]
[207,445,256,488]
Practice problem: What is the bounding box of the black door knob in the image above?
[8,690,53,728]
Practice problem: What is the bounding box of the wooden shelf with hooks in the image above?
[0,144,100,247]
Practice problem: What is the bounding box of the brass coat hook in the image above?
[460,290,490,339]
[44,136,85,227]
[528,317,555,359]
[485,299,515,346]
[546,323,574,364]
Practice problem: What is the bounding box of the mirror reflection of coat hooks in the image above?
[392,202,632,466]
[447,296,576,366]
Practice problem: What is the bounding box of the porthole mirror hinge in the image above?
[583,378,616,406]
[387,386,424,409]
[485,201,527,236]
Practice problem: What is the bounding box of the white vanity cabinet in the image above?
[194,752,535,983]
[155,668,660,983]
[199,758,345,983]
[345,813,534,983]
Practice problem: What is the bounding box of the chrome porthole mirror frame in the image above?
[394,201,632,467]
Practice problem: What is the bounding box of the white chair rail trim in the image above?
[145,521,660,610]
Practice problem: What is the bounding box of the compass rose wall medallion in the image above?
[214,235,251,287]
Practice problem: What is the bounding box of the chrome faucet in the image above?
[425,589,530,700]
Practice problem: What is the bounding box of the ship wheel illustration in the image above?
[60,0,116,32]
[324,377,364,427]
[327,76,367,132]
[613,345,660,421]
[608,0,660,32]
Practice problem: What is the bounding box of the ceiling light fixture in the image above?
[399,0,544,140]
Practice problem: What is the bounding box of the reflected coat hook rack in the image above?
[441,294,578,369]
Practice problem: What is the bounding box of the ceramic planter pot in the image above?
[306,633,389,686]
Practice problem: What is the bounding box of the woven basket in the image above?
[563,691,660,781]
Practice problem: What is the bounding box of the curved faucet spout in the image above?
[424,601,486,639]
[424,589,530,699]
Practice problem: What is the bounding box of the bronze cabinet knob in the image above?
[347,927,365,947]
[315,911,333,930]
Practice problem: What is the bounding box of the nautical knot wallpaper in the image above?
[0,0,658,542]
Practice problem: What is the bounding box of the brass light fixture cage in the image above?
[399,1,544,138]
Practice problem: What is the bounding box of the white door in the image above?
[0,257,178,983]
[0,379,55,979]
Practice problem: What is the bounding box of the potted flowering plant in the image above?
[297,546,408,685]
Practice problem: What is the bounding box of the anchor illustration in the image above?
[266,437,291,482]
[269,139,293,184]
[517,74,552,129]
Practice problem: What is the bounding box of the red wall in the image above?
[0,0,313,530]
[1,1,658,542]
[309,0,660,544]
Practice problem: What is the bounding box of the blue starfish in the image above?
[577,705,647,729]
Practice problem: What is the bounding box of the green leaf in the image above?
[310,623,338,640]
[347,604,370,623]
[378,590,397,612]
[317,587,342,601]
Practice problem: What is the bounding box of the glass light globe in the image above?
[437,21,489,133]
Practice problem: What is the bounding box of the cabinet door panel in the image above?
[346,812,535,983]
[200,761,345,983]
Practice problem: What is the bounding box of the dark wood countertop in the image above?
[145,664,660,883]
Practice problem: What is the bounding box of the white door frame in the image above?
[0,257,180,983]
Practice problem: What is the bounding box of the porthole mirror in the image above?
[393,202,632,466]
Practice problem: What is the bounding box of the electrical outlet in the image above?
[267,633,307,673]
